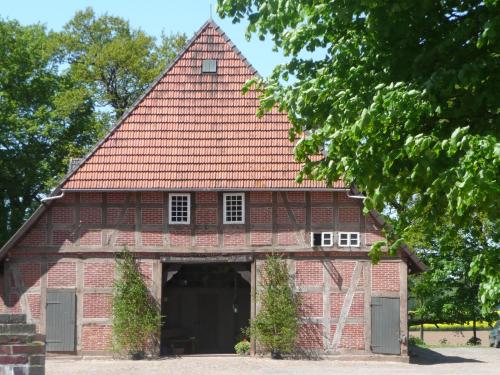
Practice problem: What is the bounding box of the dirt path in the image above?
[46,347,499,375]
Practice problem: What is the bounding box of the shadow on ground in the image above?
[410,346,484,365]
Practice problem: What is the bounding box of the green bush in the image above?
[234,340,251,355]
[250,255,300,357]
[112,247,162,357]
[466,336,482,346]
[408,336,427,347]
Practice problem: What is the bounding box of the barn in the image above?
[0,20,424,358]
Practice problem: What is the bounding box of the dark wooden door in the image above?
[197,293,219,353]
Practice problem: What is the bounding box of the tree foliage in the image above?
[409,219,498,328]
[0,18,105,246]
[58,7,187,119]
[112,247,162,356]
[217,0,500,309]
[0,8,186,248]
[251,255,300,356]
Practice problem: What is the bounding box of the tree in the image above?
[251,255,300,357]
[0,18,105,246]
[217,0,500,310]
[58,7,187,119]
[112,247,161,357]
[0,9,187,248]
[409,219,498,342]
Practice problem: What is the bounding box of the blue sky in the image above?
[0,0,286,76]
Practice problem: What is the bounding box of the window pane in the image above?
[170,195,189,223]
[224,194,244,223]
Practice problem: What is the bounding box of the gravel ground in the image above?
[46,347,499,375]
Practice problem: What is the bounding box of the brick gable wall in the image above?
[8,191,382,254]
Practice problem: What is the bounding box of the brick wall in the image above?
[2,190,407,356]
[372,262,400,292]
[9,191,385,253]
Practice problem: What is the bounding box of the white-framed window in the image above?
[223,193,245,224]
[338,232,360,247]
[169,193,190,224]
[311,232,334,247]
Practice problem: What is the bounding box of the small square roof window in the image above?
[202,59,217,73]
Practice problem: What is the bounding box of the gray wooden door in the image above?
[46,290,76,352]
[371,297,400,354]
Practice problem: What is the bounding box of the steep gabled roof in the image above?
[61,20,344,191]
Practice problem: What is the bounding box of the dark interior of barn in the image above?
[161,263,251,355]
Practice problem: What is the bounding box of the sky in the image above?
[0,0,286,76]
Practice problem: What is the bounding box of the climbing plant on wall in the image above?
[251,255,300,358]
[112,247,162,357]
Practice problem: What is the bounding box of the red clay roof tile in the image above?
[62,21,344,191]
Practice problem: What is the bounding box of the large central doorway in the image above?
[161,262,251,355]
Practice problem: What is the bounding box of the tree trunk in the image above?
[473,319,477,341]
[420,324,424,341]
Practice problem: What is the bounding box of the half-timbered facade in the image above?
[0,21,423,358]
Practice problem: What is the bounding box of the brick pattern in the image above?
[277,230,298,246]
[141,208,163,225]
[250,207,272,224]
[116,230,135,246]
[330,292,346,318]
[311,192,333,203]
[338,207,360,223]
[195,208,217,225]
[80,207,102,224]
[311,207,333,225]
[47,262,76,288]
[84,262,115,288]
[339,323,365,349]
[295,261,323,286]
[250,230,272,246]
[349,292,364,318]
[372,262,400,292]
[170,228,191,246]
[79,229,102,246]
[195,192,217,204]
[142,230,164,246]
[26,294,41,319]
[327,261,356,290]
[141,192,163,204]
[299,293,323,317]
[249,192,272,204]
[195,230,218,247]
[83,293,112,318]
[223,229,245,246]
[52,206,73,224]
[365,214,384,245]
[80,192,102,203]
[19,264,40,288]
[82,324,111,351]
[298,323,324,350]
[11,191,383,253]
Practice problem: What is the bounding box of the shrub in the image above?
[234,339,251,355]
[250,255,300,358]
[466,336,482,346]
[112,247,162,357]
[408,336,427,347]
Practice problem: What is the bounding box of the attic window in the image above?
[339,232,360,247]
[311,232,334,247]
[202,59,217,73]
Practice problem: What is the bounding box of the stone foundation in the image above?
[0,314,45,375]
